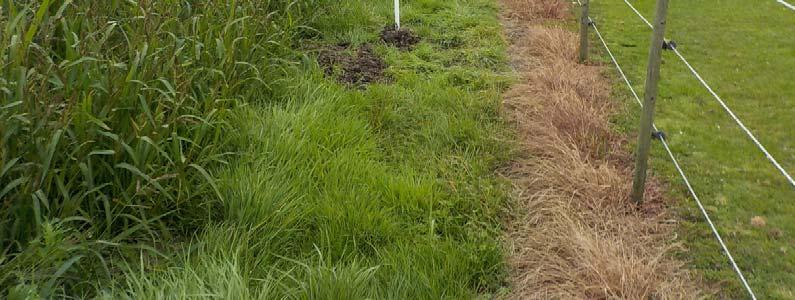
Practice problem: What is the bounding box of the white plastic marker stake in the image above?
[394,0,401,29]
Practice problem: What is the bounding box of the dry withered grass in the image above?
[523,26,579,61]
[499,0,702,298]
[502,0,571,20]
[530,60,609,102]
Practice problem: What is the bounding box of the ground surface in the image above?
[317,44,389,87]
[109,1,515,297]
[497,0,700,298]
[589,0,795,298]
[6,0,789,298]
[1,0,515,297]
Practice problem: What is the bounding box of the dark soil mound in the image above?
[318,44,387,88]
[380,26,421,50]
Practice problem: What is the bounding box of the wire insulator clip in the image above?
[652,131,667,140]
[663,40,677,50]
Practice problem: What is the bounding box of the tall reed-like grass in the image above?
[2,0,516,297]
[1,0,328,295]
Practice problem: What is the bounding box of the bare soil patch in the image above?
[380,26,421,50]
[317,44,388,88]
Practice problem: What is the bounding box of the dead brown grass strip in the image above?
[502,0,571,20]
[499,0,702,298]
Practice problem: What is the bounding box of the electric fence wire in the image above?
[590,20,758,300]
[776,0,795,11]
[620,0,795,188]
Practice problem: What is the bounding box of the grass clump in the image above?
[3,0,514,298]
[502,0,571,20]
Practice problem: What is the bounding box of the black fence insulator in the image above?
[652,131,667,140]
[662,40,677,50]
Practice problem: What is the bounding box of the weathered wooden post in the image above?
[631,0,670,204]
[579,0,590,63]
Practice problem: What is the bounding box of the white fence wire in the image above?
[620,0,795,188]
[777,0,795,10]
[590,20,757,299]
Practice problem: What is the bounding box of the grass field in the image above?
[590,0,795,298]
[1,0,514,298]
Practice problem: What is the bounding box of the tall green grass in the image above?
[1,0,328,296]
[2,0,514,298]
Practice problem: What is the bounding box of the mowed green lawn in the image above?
[590,0,795,298]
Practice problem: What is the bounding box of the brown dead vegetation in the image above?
[500,0,702,298]
[523,27,579,61]
[503,0,571,20]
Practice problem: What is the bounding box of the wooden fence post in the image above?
[631,0,670,204]
[579,0,590,63]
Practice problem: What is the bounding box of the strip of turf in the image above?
[589,1,795,298]
[105,0,514,298]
